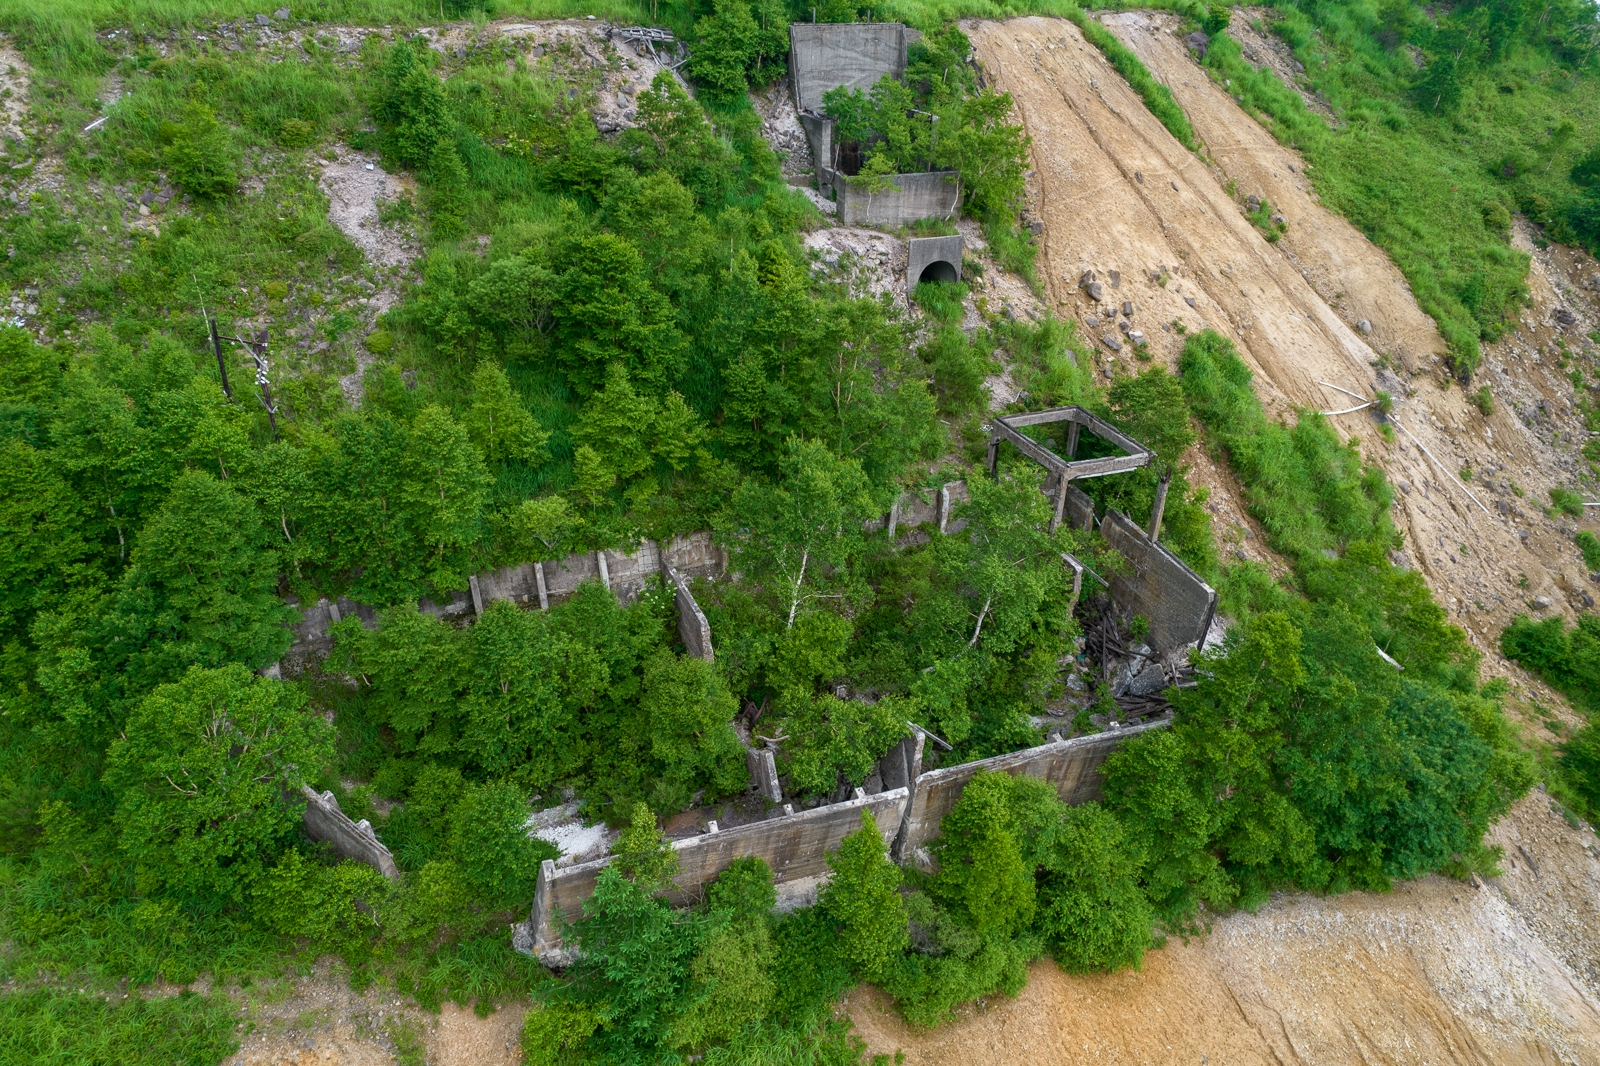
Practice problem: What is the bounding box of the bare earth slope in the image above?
[964,15,1593,655]
[852,791,1600,1066]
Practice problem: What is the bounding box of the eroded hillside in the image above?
[964,14,1600,665]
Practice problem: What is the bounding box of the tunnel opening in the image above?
[918,260,959,285]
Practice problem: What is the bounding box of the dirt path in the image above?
[964,14,1600,661]
[851,793,1600,1066]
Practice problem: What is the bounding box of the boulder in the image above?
[1184,30,1209,58]
[1101,334,1123,352]
[1087,281,1104,301]
[1184,295,1196,307]
[1356,319,1372,335]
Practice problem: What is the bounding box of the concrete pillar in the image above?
[1066,421,1080,459]
[596,551,611,591]
[535,561,549,610]
[937,485,952,534]
[1050,474,1071,534]
[985,435,1000,474]
[468,574,484,615]
[1149,469,1172,542]
[746,745,782,803]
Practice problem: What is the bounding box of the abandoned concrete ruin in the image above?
[279,408,1217,948]
[790,23,962,230]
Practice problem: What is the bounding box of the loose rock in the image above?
[1356,319,1372,335]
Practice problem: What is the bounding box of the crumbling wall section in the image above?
[301,786,400,879]
[1099,509,1218,655]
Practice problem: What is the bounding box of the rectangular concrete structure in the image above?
[301,786,400,879]
[837,170,961,227]
[790,22,910,114]
[530,787,910,952]
[892,719,1169,861]
[907,234,964,292]
[1099,509,1218,656]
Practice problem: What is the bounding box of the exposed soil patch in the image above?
[852,797,1600,1066]
[0,37,32,142]
[222,959,526,1066]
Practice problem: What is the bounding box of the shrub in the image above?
[1553,487,1587,517]
[161,102,238,199]
[1579,531,1600,571]
[278,118,316,148]
[819,810,907,982]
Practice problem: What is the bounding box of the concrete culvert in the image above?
[907,234,963,296]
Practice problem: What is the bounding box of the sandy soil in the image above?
[852,794,1600,1066]
[964,14,1600,663]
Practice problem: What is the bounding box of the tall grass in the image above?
[0,987,240,1066]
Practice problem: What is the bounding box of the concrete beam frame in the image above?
[986,406,1153,533]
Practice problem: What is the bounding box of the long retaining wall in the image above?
[529,787,911,954]
[523,719,1165,956]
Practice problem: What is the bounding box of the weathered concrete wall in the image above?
[790,22,909,113]
[893,719,1168,861]
[301,786,400,879]
[666,565,714,661]
[799,111,835,188]
[474,562,546,611]
[531,788,909,952]
[908,234,963,291]
[1100,509,1218,655]
[604,542,662,603]
[837,170,961,227]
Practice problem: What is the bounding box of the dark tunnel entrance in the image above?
[918,260,959,285]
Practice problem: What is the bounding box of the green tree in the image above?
[104,665,332,902]
[448,780,557,908]
[929,771,1036,939]
[669,857,777,1051]
[715,439,879,629]
[464,362,549,465]
[398,405,490,592]
[124,469,297,670]
[377,41,455,168]
[1034,803,1152,973]
[819,809,907,982]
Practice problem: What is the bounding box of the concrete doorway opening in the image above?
[918,259,959,285]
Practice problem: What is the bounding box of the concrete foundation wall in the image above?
[1100,510,1218,655]
[301,786,400,879]
[799,111,835,188]
[790,23,909,114]
[667,565,714,661]
[907,234,963,291]
[837,170,961,227]
[531,788,909,951]
[893,719,1168,860]
[603,542,662,603]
